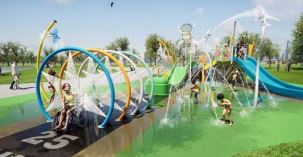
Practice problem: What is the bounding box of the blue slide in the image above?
[235,57,303,99]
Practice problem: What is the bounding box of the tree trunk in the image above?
[7,61,9,66]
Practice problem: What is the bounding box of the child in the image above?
[47,69,57,103]
[231,69,239,88]
[55,83,77,131]
[191,82,200,104]
[217,93,233,126]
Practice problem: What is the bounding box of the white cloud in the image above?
[251,0,303,20]
[193,7,204,15]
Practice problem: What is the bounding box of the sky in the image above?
[0,0,303,57]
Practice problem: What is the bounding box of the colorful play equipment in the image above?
[58,48,131,122]
[35,20,155,129]
[35,15,303,131]
[36,46,115,128]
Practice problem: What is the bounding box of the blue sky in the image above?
[1,0,302,56]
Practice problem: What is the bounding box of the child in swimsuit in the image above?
[191,82,200,104]
[231,69,239,88]
[217,93,233,126]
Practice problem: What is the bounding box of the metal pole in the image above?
[231,21,237,64]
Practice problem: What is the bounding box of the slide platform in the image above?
[234,57,303,99]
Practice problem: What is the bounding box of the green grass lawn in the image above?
[1,62,302,85]
[0,63,125,84]
[232,141,303,157]
[0,65,37,84]
[0,64,92,84]
[262,63,303,85]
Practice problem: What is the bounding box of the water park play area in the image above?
[1,4,303,157]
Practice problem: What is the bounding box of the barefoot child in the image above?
[55,83,77,131]
[217,93,233,125]
[191,82,200,104]
[231,69,239,88]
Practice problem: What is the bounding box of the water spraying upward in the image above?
[253,5,279,109]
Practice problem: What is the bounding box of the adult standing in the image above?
[276,60,280,72]
[9,61,20,90]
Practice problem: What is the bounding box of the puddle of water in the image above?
[0,101,42,127]
[117,89,303,157]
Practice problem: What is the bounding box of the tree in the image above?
[106,42,117,51]
[106,37,130,64]
[237,31,261,53]
[106,37,130,51]
[291,14,303,64]
[220,35,232,46]
[238,32,261,45]
[58,55,66,67]
[19,47,26,66]
[115,37,129,51]
[257,38,279,68]
[129,48,140,64]
[145,33,160,66]
[43,47,57,68]
[0,52,3,65]
[0,41,21,66]
[26,51,35,64]
[8,42,21,62]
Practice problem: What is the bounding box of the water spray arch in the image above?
[121,51,154,109]
[35,46,115,128]
[104,50,144,106]
[58,48,131,122]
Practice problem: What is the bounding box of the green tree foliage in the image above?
[115,37,129,51]
[237,31,261,52]
[291,14,303,63]
[18,47,26,66]
[220,35,232,46]
[0,41,36,66]
[26,50,35,64]
[145,33,160,66]
[58,55,66,67]
[43,47,57,63]
[129,48,140,64]
[257,38,279,67]
[106,37,130,64]
[235,31,278,65]
[106,37,130,51]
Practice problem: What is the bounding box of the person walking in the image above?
[9,61,20,90]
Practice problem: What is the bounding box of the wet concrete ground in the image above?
[0,102,166,157]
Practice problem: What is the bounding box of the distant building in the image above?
[281,40,291,63]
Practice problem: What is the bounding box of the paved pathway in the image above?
[0,83,48,99]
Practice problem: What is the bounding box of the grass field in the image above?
[232,141,303,157]
[0,63,127,84]
[262,63,303,85]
